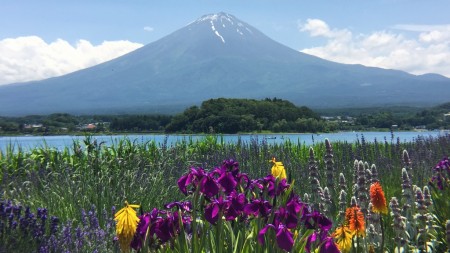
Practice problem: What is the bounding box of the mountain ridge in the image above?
[0,12,449,116]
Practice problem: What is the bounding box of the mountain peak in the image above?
[189,12,253,44]
[1,12,449,116]
[195,12,234,22]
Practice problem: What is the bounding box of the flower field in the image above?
[1,134,449,252]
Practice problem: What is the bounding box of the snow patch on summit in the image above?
[190,12,254,42]
[210,20,225,43]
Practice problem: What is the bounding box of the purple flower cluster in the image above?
[431,157,450,190]
[131,159,338,252]
[0,200,116,253]
[130,204,192,250]
[258,196,338,252]
[257,195,305,251]
[177,159,249,198]
[0,200,59,252]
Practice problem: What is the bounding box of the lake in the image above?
[0,130,447,152]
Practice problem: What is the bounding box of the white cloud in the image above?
[0,36,143,85]
[144,26,154,32]
[299,19,351,40]
[300,19,332,37]
[299,19,450,78]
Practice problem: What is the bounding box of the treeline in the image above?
[0,113,171,134]
[1,99,450,135]
[352,102,450,130]
[110,115,171,132]
[166,98,326,133]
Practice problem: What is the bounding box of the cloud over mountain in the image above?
[1,18,450,86]
[0,36,143,85]
[299,19,450,78]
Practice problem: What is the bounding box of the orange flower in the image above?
[345,206,365,237]
[370,182,388,214]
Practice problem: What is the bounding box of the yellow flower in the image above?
[114,201,140,252]
[270,157,287,180]
[333,224,354,253]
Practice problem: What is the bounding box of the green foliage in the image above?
[1,134,449,252]
[2,101,450,135]
[320,102,450,130]
[0,114,173,135]
[110,115,171,132]
[165,98,321,133]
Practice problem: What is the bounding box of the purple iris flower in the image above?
[274,207,298,229]
[305,231,318,253]
[305,232,339,253]
[304,210,332,232]
[226,192,247,220]
[214,159,250,195]
[199,173,219,198]
[262,175,277,197]
[249,179,264,194]
[286,195,307,216]
[177,174,191,195]
[258,224,294,252]
[131,208,160,250]
[243,198,272,217]
[320,236,340,253]
[276,178,290,195]
[131,213,152,250]
[236,172,250,190]
[177,167,207,195]
[155,219,173,243]
[155,211,181,243]
[223,160,250,188]
[255,175,291,197]
[217,170,238,194]
[204,196,228,224]
[164,201,192,212]
[178,167,219,197]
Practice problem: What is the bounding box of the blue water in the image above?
[0,131,447,152]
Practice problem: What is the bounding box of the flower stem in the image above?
[356,236,359,253]
[191,187,201,253]
[216,210,223,253]
[380,215,385,253]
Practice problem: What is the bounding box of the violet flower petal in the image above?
[218,172,237,194]
[276,226,294,252]
[257,224,275,245]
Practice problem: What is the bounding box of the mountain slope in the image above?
[0,12,449,116]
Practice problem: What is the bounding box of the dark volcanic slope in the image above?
[1,12,449,115]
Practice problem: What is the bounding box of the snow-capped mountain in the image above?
[189,12,254,43]
[0,12,449,116]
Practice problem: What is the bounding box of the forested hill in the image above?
[165,98,322,133]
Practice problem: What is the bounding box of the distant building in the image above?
[23,124,44,129]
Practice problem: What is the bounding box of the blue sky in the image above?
[1,0,450,85]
